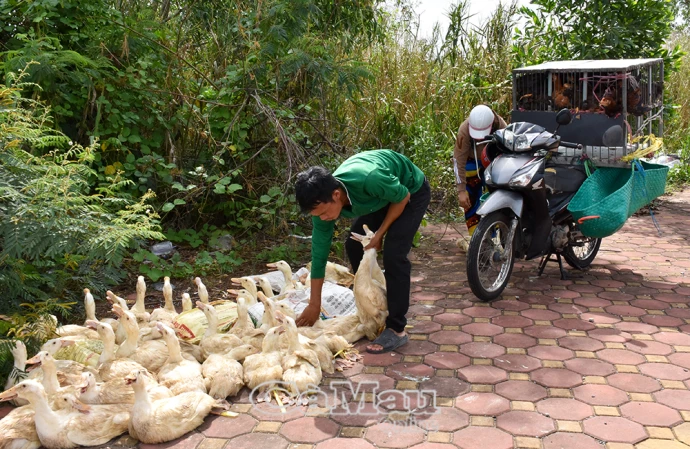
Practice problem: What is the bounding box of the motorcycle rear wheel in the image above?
[467,211,515,302]
[563,237,602,270]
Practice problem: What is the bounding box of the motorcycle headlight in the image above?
[484,167,493,185]
[514,134,531,151]
[509,163,541,187]
[502,130,514,149]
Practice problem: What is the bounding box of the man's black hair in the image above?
[295,166,341,213]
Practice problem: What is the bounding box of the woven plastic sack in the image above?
[568,161,668,238]
[54,340,103,368]
[173,300,238,343]
[247,282,356,324]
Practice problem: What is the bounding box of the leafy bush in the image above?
[0,67,165,312]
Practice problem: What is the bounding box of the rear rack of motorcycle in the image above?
[511,59,664,168]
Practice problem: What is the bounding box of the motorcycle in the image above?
[466,109,602,301]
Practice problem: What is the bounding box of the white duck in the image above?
[242,326,284,397]
[266,260,304,293]
[350,225,389,339]
[149,277,177,324]
[106,291,130,344]
[34,341,100,383]
[195,277,209,303]
[25,352,85,397]
[230,276,258,303]
[0,380,129,449]
[202,344,258,399]
[279,316,322,394]
[228,288,257,306]
[79,371,172,405]
[181,293,194,312]
[5,340,29,406]
[156,323,206,395]
[83,289,119,331]
[229,298,264,349]
[126,369,218,444]
[0,400,40,449]
[130,276,148,316]
[84,320,150,382]
[254,276,275,297]
[196,301,243,359]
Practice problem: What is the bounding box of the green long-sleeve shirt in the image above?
[310,150,425,279]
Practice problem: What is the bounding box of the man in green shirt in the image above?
[294,149,430,353]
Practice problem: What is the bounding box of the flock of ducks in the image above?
[0,225,388,449]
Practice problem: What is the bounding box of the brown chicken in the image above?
[552,73,574,109]
[600,81,623,117]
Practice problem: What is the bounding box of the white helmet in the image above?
[468,105,495,139]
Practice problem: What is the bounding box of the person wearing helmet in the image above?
[453,105,507,239]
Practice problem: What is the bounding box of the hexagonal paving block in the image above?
[521,309,561,321]
[458,365,507,384]
[564,358,616,376]
[493,333,538,349]
[139,432,204,449]
[669,353,690,369]
[655,389,690,411]
[249,402,307,422]
[463,306,501,318]
[227,433,290,449]
[396,341,439,356]
[596,348,646,365]
[461,323,503,337]
[558,336,605,352]
[528,345,575,361]
[655,331,690,346]
[542,432,603,449]
[575,297,612,308]
[531,368,582,388]
[453,426,513,449]
[615,321,659,334]
[607,373,661,393]
[573,384,629,406]
[416,406,470,432]
[199,414,258,439]
[330,403,385,427]
[549,303,588,314]
[408,304,444,317]
[583,416,647,444]
[536,398,593,421]
[459,342,505,358]
[493,354,542,373]
[673,421,690,446]
[365,421,425,448]
[407,320,443,334]
[639,363,690,381]
[630,299,668,310]
[587,328,631,343]
[315,438,376,449]
[424,352,470,369]
[553,318,596,331]
[524,325,567,339]
[623,340,673,356]
[429,331,472,346]
[605,305,646,317]
[579,312,621,325]
[361,352,403,367]
[433,313,472,326]
[491,315,533,328]
[420,377,471,398]
[620,401,682,427]
[641,314,685,327]
[496,410,556,437]
[455,392,510,416]
[280,417,340,443]
[350,374,396,392]
[495,380,547,401]
[387,363,435,382]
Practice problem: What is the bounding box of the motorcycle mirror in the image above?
[555,108,573,126]
[602,125,625,147]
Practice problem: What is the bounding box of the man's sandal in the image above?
[366,328,409,354]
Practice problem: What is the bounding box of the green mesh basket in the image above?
[568,161,668,238]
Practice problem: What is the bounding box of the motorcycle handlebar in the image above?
[560,141,583,150]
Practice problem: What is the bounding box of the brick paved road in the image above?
[3,190,689,449]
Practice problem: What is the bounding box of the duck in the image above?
[266,260,304,293]
[195,277,209,303]
[257,292,280,332]
[0,399,40,449]
[0,380,130,449]
[55,321,99,341]
[350,224,389,339]
[279,315,322,395]
[156,322,206,395]
[196,301,243,359]
[202,344,258,399]
[242,326,284,398]
[126,369,219,444]
[274,311,333,374]
[106,291,131,343]
[79,371,171,405]
[230,276,258,303]
[42,336,103,369]
[130,276,149,319]
[36,340,100,382]
[82,288,119,332]
[181,293,194,312]
[25,352,86,397]
[254,276,275,297]
[304,261,355,288]
[315,314,367,343]
[5,340,29,406]
[228,288,257,306]
[149,277,177,324]
[228,297,264,349]
[84,320,150,382]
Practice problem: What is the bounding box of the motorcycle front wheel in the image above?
[467,211,516,302]
[563,236,602,270]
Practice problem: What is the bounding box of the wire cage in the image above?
[511,59,664,167]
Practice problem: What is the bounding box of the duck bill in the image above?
[72,399,91,413]
[266,263,277,268]
[111,305,123,317]
[195,301,207,310]
[0,385,19,402]
[85,320,99,330]
[230,278,243,286]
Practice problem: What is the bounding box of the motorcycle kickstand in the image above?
[555,252,568,281]
[537,253,551,277]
